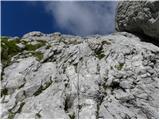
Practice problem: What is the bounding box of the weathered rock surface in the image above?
[0,1,159,119]
[116,1,159,40]
[0,31,159,119]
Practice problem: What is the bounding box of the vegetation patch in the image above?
[115,63,124,70]
[68,40,81,45]
[1,88,8,97]
[94,41,111,60]
[23,41,46,51]
[31,51,44,61]
[95,49,105,60]
[21,41,46,61]
[102,41,111,45]
[1,37,21,67]
[1,37,46,67]
[8,111,15,119]
[8,102,25,119]
[46,44,52,49]
[68,112,75,119]
[35,112,42,118]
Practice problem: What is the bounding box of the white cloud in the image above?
[44,1,117,36]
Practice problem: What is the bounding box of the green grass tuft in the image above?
[1,37,21,67]
[1,37,46,66]
[23,41,46,51]
[32,51,44,61]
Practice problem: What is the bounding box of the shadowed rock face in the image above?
[0,31,159,119]
[0,1,159,119]
[116,1,159,41]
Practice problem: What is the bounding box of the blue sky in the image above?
[1,1,117,37]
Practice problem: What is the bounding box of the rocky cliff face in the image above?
[116,1,159,41]
[0,1,159,119]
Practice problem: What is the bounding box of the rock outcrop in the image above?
[116,1,159,41]
[0,1,159,119]
[0,31,159,119]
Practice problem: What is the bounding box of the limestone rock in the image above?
[23,31,45,38]
[116,1,159,40]
[1,32,158,119]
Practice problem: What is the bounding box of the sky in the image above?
[1,1,117,37]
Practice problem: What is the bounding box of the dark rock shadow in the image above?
[125,30,159,47]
